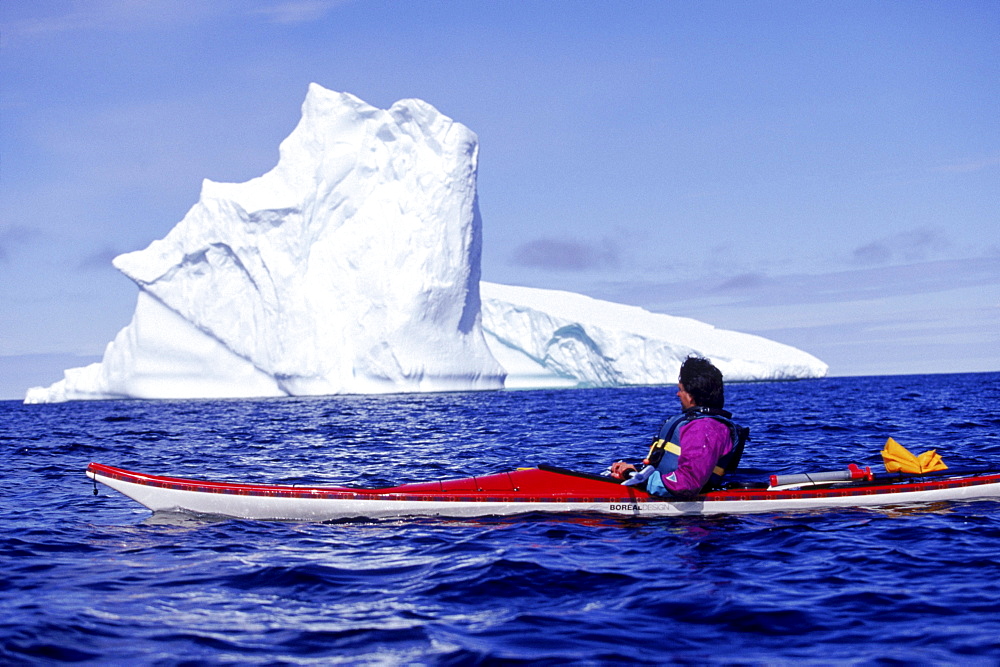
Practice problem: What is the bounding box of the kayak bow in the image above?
[86,462,1000,521]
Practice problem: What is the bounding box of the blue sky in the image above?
[1,0,998,399]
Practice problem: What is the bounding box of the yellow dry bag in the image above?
[881,437,947,474]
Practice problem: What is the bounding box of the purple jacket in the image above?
[647,418,734,497]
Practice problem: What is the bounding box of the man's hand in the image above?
[609,460,637,480]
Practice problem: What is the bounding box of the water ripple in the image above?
[2,373,1000,663]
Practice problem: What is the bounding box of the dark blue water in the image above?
[3,373,1000,664]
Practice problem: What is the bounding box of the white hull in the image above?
[88,465,1000,521]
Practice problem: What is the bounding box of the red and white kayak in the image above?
[86,462,1000,521]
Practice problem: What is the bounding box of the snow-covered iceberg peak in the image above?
[26,85,505,402]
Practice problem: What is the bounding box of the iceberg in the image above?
[25,85,826,404]
[479,282,827,389]
[26,85,505,403]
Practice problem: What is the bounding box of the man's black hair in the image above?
[679,356,724,409]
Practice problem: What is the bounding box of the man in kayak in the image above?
[609,356,746,497]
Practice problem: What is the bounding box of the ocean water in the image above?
[2,372,1000,664]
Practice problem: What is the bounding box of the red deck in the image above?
[87,462,1000,505]
[86,462,650,503]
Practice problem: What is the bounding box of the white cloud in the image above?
[252,0,351,24]
[0,1,219,43]
[935,153,1000,174]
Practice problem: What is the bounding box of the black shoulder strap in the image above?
[698,423,750,493]
[724,425,750,473]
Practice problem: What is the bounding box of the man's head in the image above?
[678,356,724,409]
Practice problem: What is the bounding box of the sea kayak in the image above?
[86,462,1000,521]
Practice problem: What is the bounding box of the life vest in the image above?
[640,407,748,493]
